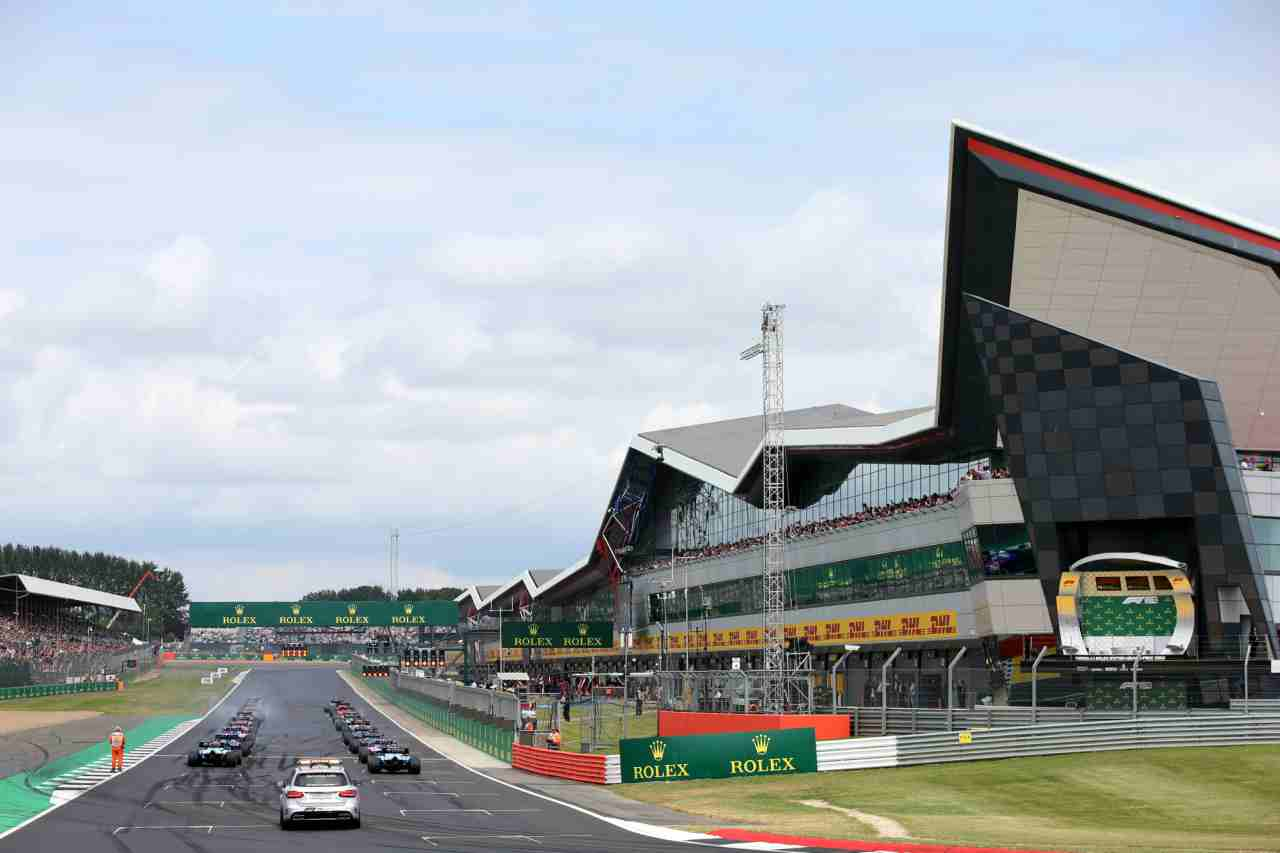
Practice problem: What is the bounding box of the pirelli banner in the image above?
[500,621,613,649]
[620,728,817,783]
[189,600,459,628]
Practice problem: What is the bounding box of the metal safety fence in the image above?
[818,712,1280,771]
[361,675,512,763]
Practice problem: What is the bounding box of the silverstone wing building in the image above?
[459,123,1280,710]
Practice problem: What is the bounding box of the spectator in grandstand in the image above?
[627,488,967,574]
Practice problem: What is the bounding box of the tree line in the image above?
[302,585,463,602]
[0,543,190,640]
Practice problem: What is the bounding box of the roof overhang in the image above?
[934,121,1280,452]
[0,574,141,614]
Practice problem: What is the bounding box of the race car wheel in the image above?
[230,750,242,766]
[368,757,381,773]
[358,747,369,762]
[408,757,421,775]
[187,751,198,767]
[241,743,252,757]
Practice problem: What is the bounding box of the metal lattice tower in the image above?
[741,303,786,712]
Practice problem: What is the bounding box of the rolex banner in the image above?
[500,621,613,649]
[620,728,817,783]
[189,600,459,628]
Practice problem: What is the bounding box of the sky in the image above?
[1,2,1277,600]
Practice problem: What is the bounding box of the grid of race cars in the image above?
[326,697,422,774]
[183,696,420,829]
[186,701,260,766]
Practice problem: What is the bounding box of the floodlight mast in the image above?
[741,303,786,713]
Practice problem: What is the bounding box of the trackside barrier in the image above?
[362,665,391,678]
[361,675,513,764]
[816,712,1280,772]
[0,682,114,701]
[512,743,618,784]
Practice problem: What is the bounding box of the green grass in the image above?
[0,666,241,717]
[554,703,658,753]
[618,745,1280,853]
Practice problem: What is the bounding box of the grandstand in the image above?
[457,122,1280,714]
[0,574,148,687]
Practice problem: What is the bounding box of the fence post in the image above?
[1030,646,1048,725]
[946,647,967,732]
[1243,640,1252,714]
[881,647,901,737]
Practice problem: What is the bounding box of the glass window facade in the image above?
[649,541,971,622]
[661,459,988,556]
[1255,517,1280,572]
[961,523,1039,579]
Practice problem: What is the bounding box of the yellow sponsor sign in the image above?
[634,609,958,652]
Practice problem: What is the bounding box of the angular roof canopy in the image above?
[471,122,1280,615]
[0,574,141,614]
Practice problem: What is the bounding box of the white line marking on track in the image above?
[112,824,271,835]
[721,843,808,851]
[144,801,226,809]
[399,808,540,816]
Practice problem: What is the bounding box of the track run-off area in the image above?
[0,666,688,853]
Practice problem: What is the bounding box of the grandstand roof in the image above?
[631,403,936,496]
[0,574,141,614]
[454,585,499,609]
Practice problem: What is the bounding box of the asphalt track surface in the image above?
[2,667,688,853]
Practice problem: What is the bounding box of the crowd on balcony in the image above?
[1240,454,1277,472]
[628,465,1010,575]
[0,614,132,664]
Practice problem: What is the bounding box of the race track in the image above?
[0,667,683,853]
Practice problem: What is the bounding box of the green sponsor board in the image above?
[500,621,613,649]
[620,728,817,783]
[189,600,459,628]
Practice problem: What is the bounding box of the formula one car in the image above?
[347,728,382,755]
[219,727,254,756]
[367,743,421,774]
[324,699,351,718]
[233,710,261,728]
[187,738,243,767]
[340,719,375,742]
[222,722,256,751]
[356,735,394,763]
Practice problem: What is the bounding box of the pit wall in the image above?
[658,710,850,740]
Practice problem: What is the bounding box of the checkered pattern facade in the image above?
[963,293,1274,646]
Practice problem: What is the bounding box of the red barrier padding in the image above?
[512,743,608,785]
[712,828,1069,853]
[658,711,849,741]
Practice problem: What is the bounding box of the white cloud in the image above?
[0,6,1275,600]
[144,235,214,327]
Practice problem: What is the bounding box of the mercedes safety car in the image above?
[279,758,360,829]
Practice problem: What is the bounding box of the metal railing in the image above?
[393,669,519,722]
[819,712,1280,771]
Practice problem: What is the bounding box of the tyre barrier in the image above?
[512,743,620,785]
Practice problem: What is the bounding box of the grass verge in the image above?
[0,666,242,717]
[557,703,658,753]
[617,745,1280,853]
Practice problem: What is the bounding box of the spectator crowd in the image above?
[630,464,1010,575]
[0,614,132,665]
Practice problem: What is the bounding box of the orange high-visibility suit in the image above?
[109,729,125,771]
